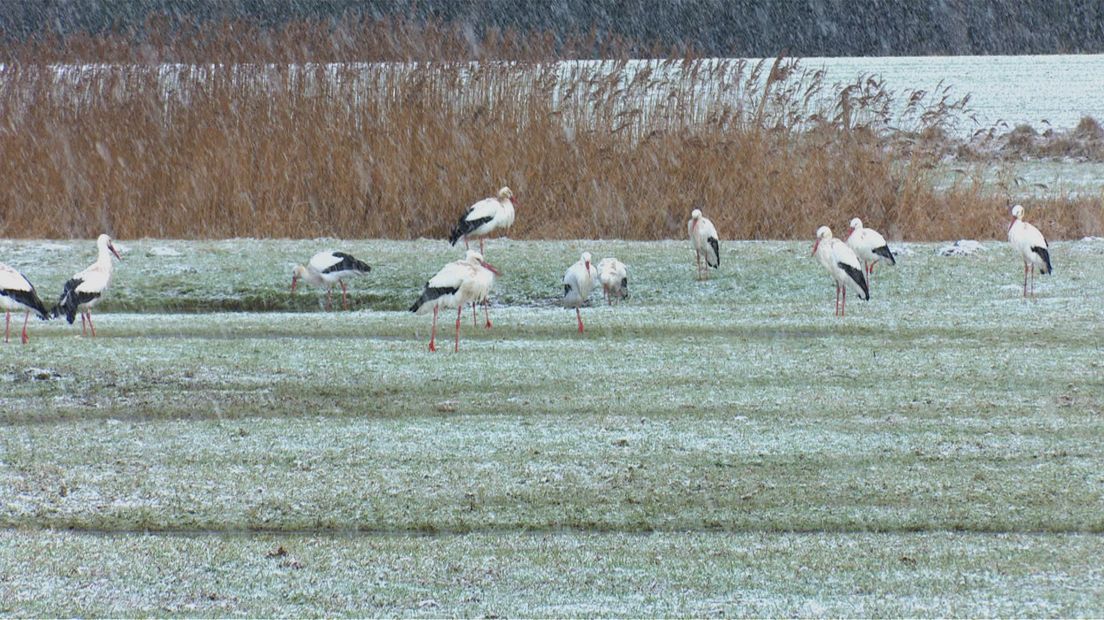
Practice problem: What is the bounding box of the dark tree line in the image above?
[3,0,1103,57]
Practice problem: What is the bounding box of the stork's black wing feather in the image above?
[324,252,371,274]
[51,278,99,324]
[706,237,720,268]
[409,284,460,312]
[872,245,896,265]
[1032,246,1053,274]
[448,208,494,246]
[1,277,49,320]
[837,263,870,301]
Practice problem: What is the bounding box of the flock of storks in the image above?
[0,186,1052,350]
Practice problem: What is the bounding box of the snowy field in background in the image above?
[6,54,1103,132]
[805,54,1104,131]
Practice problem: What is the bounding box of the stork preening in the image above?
[448,186,518,254]
[597,257,629,304]
[291,250,372,310]
[409,250,499,352]
[0,262,50,344]
[813,226,869,316]
[846,218,896,289]
[51,234,122,337]
[1007,204,1052,298]
[563,251,598,332]
[688,209,720,280]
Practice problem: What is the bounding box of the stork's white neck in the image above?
[96,241,115,271]
[299,267,324,285]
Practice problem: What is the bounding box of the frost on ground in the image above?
[0,239,1102,616]
[937,239,985,256]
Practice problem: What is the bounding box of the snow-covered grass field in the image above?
[2,237,1103,616]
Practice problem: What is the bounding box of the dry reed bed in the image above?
[0,50,1100,240]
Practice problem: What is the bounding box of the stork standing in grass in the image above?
[846,218,896,289]
[563,251,598,332]
[597,257,629,304]
[0,262,50,344]
[51,234,122,337]
[1008,204,1053,298]
[448,186,518,254]
[688,209,720,280]
[410,250,499,352]
[291,250,372,310]
[468,256,498,329]
[812,226,869,317]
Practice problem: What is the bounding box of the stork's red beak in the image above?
[585,261,591,272]
[481,260,500,275]
[1008,216,1016,232]
[511,197,520,209]
[109,244,122,260]
[846,227,855,240]
[811,239,820,256]
[290,276,298,294]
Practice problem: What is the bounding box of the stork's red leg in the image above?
[835,284,841,316]
[479,238,485,254]
[576,307,584,333]
[4,311,9,343]
[472,302,478,327]
[464,237,469,250]
[87,311,96,337]
[326,287,333,311]
[21,311,30,344]
[695,252,701,280]
[484,299,492,329]
[455,306,463,352]
[340,281,348,310]
[429,306,439,352]
[1023,262,1029,298]
[841,287,847,317]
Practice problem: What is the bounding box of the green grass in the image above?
[1,237,1103,616]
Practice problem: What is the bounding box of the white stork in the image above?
[812,226,869,317]
[468,255,498,329]
[448,186,518,254]
[51,234,122,337]
[688,209,720,280]
[291,250,372,310]
[409,250,499,352]
[846,218,896,288]
[563,251,598,332]
[1007,204,1053,298]
[597,257,629,304]
[0,262,50,344]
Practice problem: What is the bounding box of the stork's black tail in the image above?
[707,237,720,268]
[1033,246,1053,274]
[873,245,896,266]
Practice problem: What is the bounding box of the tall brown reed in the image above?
[0,19,1098,241]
